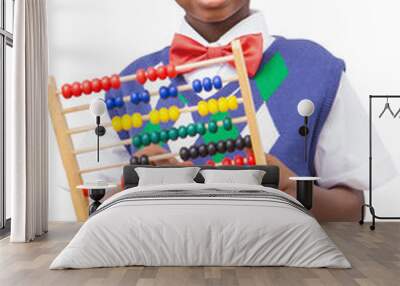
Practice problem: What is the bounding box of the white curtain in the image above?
[10,0,48,242]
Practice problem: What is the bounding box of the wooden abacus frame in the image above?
[48,39,266,222]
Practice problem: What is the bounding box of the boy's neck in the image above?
[185,5,251,43]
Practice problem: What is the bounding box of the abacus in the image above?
[48,40,266,221]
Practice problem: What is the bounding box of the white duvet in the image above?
[50,183,350,269]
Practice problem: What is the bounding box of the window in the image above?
[0,0,14,236]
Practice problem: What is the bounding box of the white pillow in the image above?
[136,167,201,186]
[200,169,266,185]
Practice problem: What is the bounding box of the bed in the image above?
[50,165,350,269]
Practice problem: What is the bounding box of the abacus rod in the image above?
[61,75,239,115]
[73,116,249,155]
[67,97,244,135]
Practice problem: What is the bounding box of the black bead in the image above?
[198,144,208,157]
[298,126,309,136]
[130,156,140,165]
[235,136,245,150]
[207,142,217,156]
[179,147,190,161]
[189,146,199,159]
[244,135,252,148]
[217,140,227,154]
[140,155,150,165]
[95,125,106,136]
[226,139,235,153]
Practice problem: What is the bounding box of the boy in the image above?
[106,0,395,221]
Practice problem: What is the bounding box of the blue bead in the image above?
[168,85,178,97]
[213,76,223,90]
[159,86,169,99]
[114,96,124,108]
[105,98,115,109]
[140,90,150,104]
[192,79,202,93]
[130,92,140,105]
[203,77,213,92]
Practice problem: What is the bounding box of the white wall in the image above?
[48,0,400,221]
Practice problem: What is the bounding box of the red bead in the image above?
[146,67,158,81]
[91,78,102,92]
[110,74,121,89]
[101,76,111,91]
[157,66,167,80]
[166,64,177,78]
[234,155,244,166]
[136,69,147,85]
[247,153,256,166]
[61,84,72,99]
[206,160,216,167]
[71,82,82,97]
[222,157,233,166]
[81,80,92,95]
[82,189,89,198]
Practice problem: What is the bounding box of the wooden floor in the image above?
[0,222,399,286]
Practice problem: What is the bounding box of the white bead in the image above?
[90,98,107,117]
[297,99,315,117]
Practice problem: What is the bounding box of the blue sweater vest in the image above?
[106,36,345,176]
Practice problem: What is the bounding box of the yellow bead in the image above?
[122,114,132,131]
[111,116,122,132]
[131,113,143,128]
[169,106,180,122]
[227,96,238,111]
[159,107,169,123]
[149,110,160,125]
[208,98,219,114]
[218,97,229,113]
[198,100,209,117]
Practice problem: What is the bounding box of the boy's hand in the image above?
[265,154,297,197]
[134,144,193,166]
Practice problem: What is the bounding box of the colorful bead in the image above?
[141,133,151,146]
[159,86,169,99]
[150,131,160,144]
[159,107,169,123]
[203,77,213,92]
[131,113,143,128]
[140,155,150,165]
[157,66,168,80]
[198,144,208,157]
[226,139,236,152]
[244,135,252,148]
[196,122,206,135]
[208,120,218,133]
[136,69,147,84]
[166,64,177,78]
[168,85,178,97]
[178,126,187,138]
[168,128,179,141]
[101,76,111,91]
[218,97,229,113]
[234,155,245,166]
[207,160,216,167]
[146,67,158,81]
[217,141,227,154]
[222,117,232,130]
[91,78,102,92]
[207,143,217,155]
[122,114,132,131]
[213,76,223,89]
[168,106,180,122]
[187,124,197,137]
[222,157,233,166]
[192,79,202,93]
[189,146,199,159]
[235,136,245,150]
[140,91,150,104]
[198,101,209,117]
[132,136,142,148]
[61,84,72,99]
[179,147,190,161]
[81,80,92,95]
[149,110,160,125]
[247,153,256,166]
[160,130,169,143]
[111,116,122,132]
[71,82,82,97]
[207,99,219,114]
[105,98,115,109]
[114,96,124,108]
[130,156,140,165]
[228,96,238,110]
[130,92,140,105]
[110,74,121,89]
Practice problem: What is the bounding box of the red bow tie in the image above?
[169,33,263,77]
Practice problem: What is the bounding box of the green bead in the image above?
[132,136,142,148]
[141,133,151,146]
[168,128,179,141]
[223,117,233,131]
[178,126,188,138]
[160,130,169,143]
[196,122,206,135]
[208,120,218,133]
[187,123,197,137]
[150,131,160,144]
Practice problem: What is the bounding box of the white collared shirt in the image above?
[178,11,396,190]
